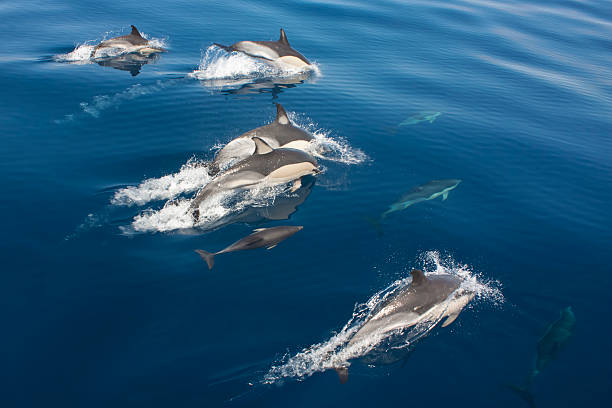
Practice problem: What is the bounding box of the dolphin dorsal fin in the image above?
[131,25,143,38]
[411,269,427,286]
[275,103,290,125]
[253,137,274,154]
[279,28,290,45]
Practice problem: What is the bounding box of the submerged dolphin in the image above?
[380,179,461,218]
[90,25,166,58]
[195,226,303,269]
[367,179,461,234]
[189,137,319,222]
[214,28,311,69]
[335,269,474,383]
[508,307,576,407]
[211,103,313,174]
[399,111,441,126]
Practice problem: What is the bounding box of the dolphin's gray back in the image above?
[253,41,309,62]
[259,122,312,146]
[229,148,317,177]
[222,226,301,253]
[397,180,460,201]
[386,275,461,316]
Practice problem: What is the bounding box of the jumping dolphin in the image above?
[508,307,576,407]
[90,25,166,58]
[195,226,303,269]
[189,137,319,222]
[335,269,474,383]
[399,111,442,126]
[367,179,461,234]
[214,28,311,69]
[210,103,313,174]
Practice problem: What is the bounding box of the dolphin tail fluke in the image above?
[195,249,215,270]
[365,216,383,237]
[213,43,233,52]
[506,384,535,408]
[335,367,348,384]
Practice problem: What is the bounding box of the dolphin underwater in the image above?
[367,179,461,234]
[399,111,442,126]
[210,103,313,174]
[90,25,166,58]
[214,28,311,69]
[189,137,319,222]
[195,226,303,269]
[508,306,576,407]
[335,269,475,383]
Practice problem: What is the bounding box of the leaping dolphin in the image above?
[189,137,319,222]
[335,269,474,383]
[210,103,313,174]
[90,25,167,58]
[214,28,311,69]
[195,226,303,269]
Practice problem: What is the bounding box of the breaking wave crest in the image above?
[188,45,321,91]
[262,251,503,384]
[53,30,167,63]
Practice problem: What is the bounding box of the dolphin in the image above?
[335,269,474,383]
[90,25,166,58]
[189,137,319,222]
[399,111,442,126]
[210,103,313,174]
[194,226,303,269]
[214,28,311,69]
[508,306,576,407]
[367,179,461,234]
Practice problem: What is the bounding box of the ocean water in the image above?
[1,0,611,406]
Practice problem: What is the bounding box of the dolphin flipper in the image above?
[442,191,449,200]
[441,312,460,327]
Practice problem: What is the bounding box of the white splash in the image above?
[112,158,211,207]
[125,183,292,234]
[188,45,321,90]
[263,251,503,384]
[288,112,368,165]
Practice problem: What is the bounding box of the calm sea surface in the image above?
[1,0,611,406]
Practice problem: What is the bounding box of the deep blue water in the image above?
[2,0,611,406]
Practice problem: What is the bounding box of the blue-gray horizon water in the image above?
[1,0,611,406]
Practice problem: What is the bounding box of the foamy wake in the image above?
[55,78,181,123]
[124,183,292,234]
[188,45,321,90]
[111,111,365,233]
[53,30,167,63]
[262,251,504,384]
[111,158,211,206]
